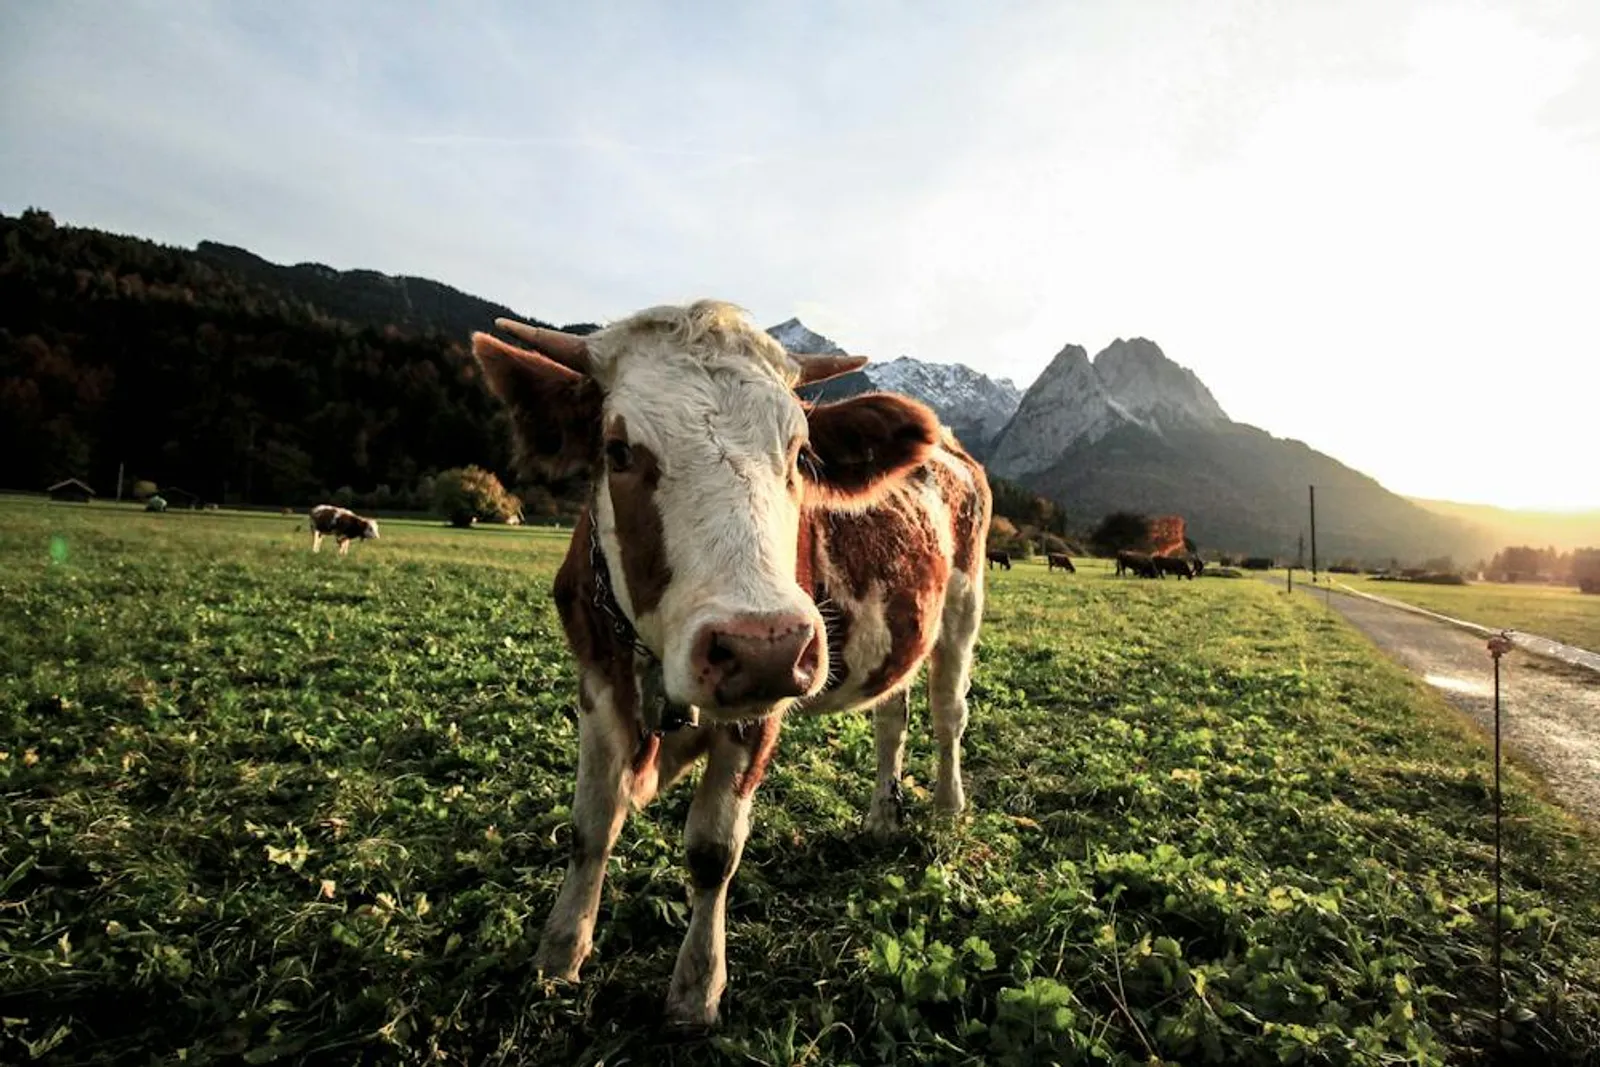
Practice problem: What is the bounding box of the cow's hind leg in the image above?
[536,678,635,981]
[665,718,780,1029]
[312,530,322,553]
[929,570,981,815]
[864,687,910,838]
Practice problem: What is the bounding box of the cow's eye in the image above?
[605,439,634,472]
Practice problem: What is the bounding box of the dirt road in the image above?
[1299,583,1600,821]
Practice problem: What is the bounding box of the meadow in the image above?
[3,499,1599,1065]
[1328,574,1600,654]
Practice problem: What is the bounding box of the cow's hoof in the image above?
[662,997,720,1033]
[933,782,966,816]
[870,793,908,844]
[534,939,587,983]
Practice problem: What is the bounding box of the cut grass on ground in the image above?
[2,499,1599,1065]
[1327,573,1600,654]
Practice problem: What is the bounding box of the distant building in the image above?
[46,478,95,503]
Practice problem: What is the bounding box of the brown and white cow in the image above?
[471,301,990,1028]
[308,504,379,555]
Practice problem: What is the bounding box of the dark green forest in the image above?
[0,209,583,510]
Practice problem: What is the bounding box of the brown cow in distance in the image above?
[308,504,379,555]
[472,301,990,1028]
[986,549,1012,570]
[1047,552,1076,573]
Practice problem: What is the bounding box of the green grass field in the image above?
[3,500,1599,1065]
[1325,574,1600,654]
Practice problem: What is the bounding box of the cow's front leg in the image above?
[665,717,781,1029]
[338,538,350,557]
[537,677,635,980]
[864,688,910,838]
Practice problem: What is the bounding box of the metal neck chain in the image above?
[588,514,657,663]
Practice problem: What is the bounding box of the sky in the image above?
[2,0,1597,509]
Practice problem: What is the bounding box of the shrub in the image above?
[1089,511,1150,556]
[131,479,158,501]
[1573,548,1600,590]
[1240,557,1275,570]
[1411,572,1468,585]
[432,466,521,528]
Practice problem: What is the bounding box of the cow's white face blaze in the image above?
[472,301,938,721]
[590,330,823,717]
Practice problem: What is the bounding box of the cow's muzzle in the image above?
[690,613,822,706]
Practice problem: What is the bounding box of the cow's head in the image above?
[362,519,380,540]
[473,301,938,721]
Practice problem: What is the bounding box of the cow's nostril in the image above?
[795,631,822,685]
[706,637,736,668]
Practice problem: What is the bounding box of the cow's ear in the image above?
[803,392,939,496]
[473,332,601,481]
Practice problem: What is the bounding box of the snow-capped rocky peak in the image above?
[767,319,1022,450]
[1093,338,1227,425]
[867,357,1022,442]
[767,317,845,355]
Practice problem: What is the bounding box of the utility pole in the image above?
[1309,486,1318,585]
[116,461,125,503]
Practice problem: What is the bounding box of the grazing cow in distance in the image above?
[309,504,380,555]
[472,301,990,1028]
[987,549,1012,570]
[1153,555,1196,579]
[1047,552,1076,573]
[1116,550,1159,578]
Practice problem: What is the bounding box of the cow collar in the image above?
[587,516,698,734]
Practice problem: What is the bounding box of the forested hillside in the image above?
[0,209,537,508]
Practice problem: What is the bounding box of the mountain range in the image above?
[771,323,1499,563]
[7,208,1570,562]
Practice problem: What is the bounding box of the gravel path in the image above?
[1296,582,1600,821]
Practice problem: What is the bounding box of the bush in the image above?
[1240,557,1275,571]
[1581,578,1599,595]
[1411,572,1468,585]
[432,466,521,528]
[1090,511,1150,556]
[131,479,158,501]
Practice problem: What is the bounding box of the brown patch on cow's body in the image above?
[604,416,671,616]
[931,446,987,576]
[797,442,985,707]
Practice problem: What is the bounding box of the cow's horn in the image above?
[494,318,593,376]
[794,352,869,387]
